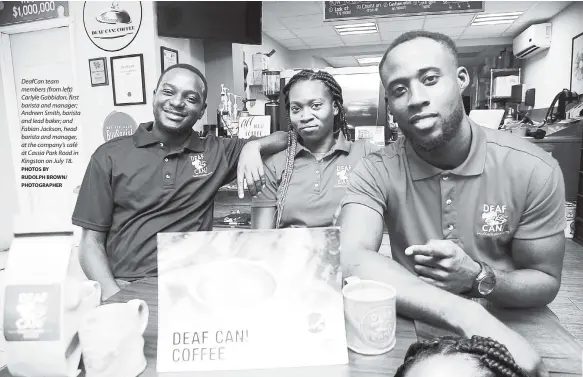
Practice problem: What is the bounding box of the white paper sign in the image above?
[237,115,271,139]
[355,126,385,147]
[156,228,348,372]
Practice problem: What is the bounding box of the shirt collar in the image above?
[295,131,352,157]
[405,119,487,181]
[133,122,205,152]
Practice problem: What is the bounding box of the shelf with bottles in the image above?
[478,69,520,81]
[491,68,521,75]
[489,68,521,109]
[488,95,512,100]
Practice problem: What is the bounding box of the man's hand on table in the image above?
[405,239,481,294]
[237,140,266,199]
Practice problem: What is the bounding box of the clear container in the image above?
[262,70,281,101]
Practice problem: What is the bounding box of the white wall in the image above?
[240,33,329,115]
[290,53,330,70]
[241,33,293,73]
[0,61,17,250]
[69,1,159,167]
[522,2,583,107]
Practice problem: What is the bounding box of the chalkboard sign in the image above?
[0,1,69,27]
[324,1,484,21]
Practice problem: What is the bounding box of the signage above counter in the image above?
[324,1,484,21]
[0,1,69,27]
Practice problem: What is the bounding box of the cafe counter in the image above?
[213,184,252,230]
[214,119,583,228]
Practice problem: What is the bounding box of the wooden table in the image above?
[1,278,581,376]
[104,278,419,377]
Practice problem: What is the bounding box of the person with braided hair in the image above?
[251,69,380,229]
[395,335,530,377]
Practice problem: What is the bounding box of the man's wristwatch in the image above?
[472,261,496,297]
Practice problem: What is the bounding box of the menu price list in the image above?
[324,1,484,20]
[19,78,81,188]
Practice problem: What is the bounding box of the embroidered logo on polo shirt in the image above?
[190,154,212,178]
[336,165,352,186]
[477,204,509,237]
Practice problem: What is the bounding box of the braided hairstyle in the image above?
[274,69,350,228]
[394,335,529,377]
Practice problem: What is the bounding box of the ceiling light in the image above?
[471,12,523,26]
[357,56,382,65]
[335,22,378,36]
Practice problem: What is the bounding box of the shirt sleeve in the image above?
[514,164,566,239]
[71,154,114,232]
[362,140,382,155]
[220,137,249,184]
[340,156,389,216]
[251,156,280,208]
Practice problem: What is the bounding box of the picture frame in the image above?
[570,32,583,95]
[161,46,179,72]
[88,57,108,87]
[110,54,146,106]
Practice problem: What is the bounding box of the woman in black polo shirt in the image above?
[252,69,379,229]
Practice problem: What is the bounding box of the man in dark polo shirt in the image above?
[73,64,287,300]
[337,31,565,376]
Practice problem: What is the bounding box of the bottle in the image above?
[240,99,250,117]
[218,85,227,113]
[218,85,230,137]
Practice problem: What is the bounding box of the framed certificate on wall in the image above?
[571,32,583,94]
[88,57,108,87]
[161,46,179,71]
[110,54,146,106]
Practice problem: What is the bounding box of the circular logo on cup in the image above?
[360,305,395,347]
[83,1,142,52]
[102,111,137,141]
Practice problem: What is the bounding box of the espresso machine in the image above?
[262,70,281,134]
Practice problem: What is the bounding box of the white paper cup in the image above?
[342,276,397,355]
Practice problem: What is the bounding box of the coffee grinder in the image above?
[262,70,281,134]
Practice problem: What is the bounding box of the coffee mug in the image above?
[78,299,149,377]
[342,276,397,355]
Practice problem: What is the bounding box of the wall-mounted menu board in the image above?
[324,1,484,21]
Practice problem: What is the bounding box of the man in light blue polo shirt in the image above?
[337,31,566,377]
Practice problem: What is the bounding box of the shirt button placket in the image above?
[163,154,177,187]
[314,161,322,192]
[440,173,457,239]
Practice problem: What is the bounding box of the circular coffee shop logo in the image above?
[83,1,142,52]
[102,111,138,141]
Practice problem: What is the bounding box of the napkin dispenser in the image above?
[2,235,101,377]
